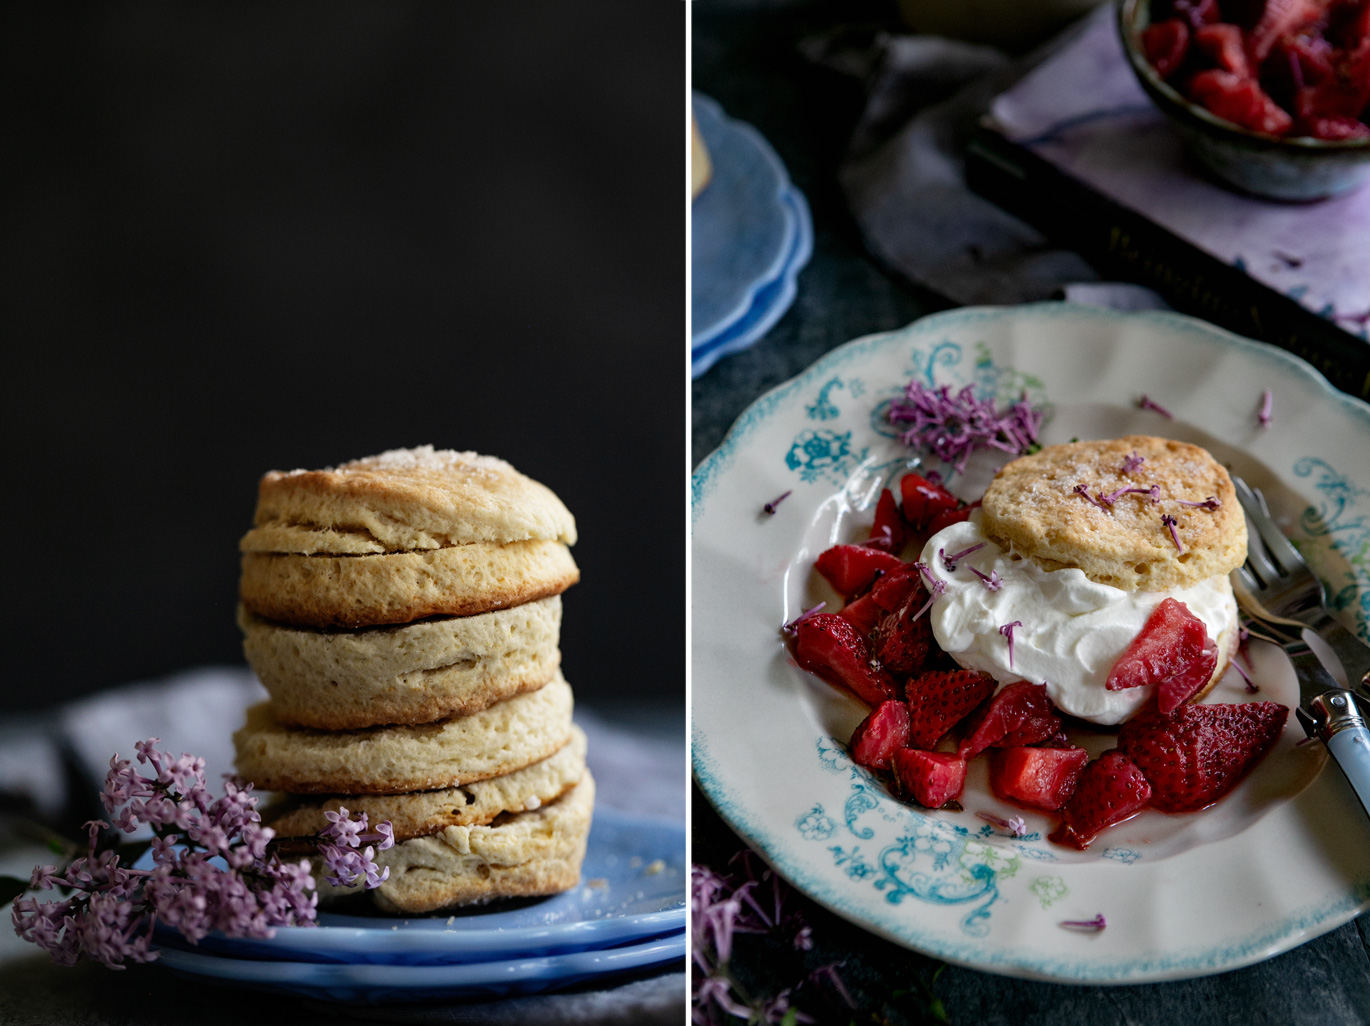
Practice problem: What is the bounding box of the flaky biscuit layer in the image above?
[264,726,587,841]
[239,596,562,729]
[240,446,576,554]
[233,675,574,794]
[981,435,1246,592]
[313,773,595,914]
[239,540,578,629]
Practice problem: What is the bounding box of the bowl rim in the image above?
[1115,0,1370,152]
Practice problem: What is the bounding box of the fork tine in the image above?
[1243,528,1282,586]
[1232,477,1308,576]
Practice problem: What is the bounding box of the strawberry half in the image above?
[1156,639,1218,716]
[990,746,1090,812]
[905,669,996,749]
[1048,749,1152,851]
[957,681,1061,758]
[814,544,904,599]
[867,488,909,553]
[1142,18,1190,78]
[1117,701,1289,813]
[849,699,911,772]
[1105,598,1212,700]
[899,473,959,530]
[872,598,935,678]
[836,592,883,635]
[794,614,897,706]
[892,749,967,809]
[868,562,923,613]
[926,499,979,537]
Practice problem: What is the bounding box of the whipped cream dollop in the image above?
[920,516,1237,725]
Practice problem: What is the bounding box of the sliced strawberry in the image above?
[794,614,898,706]
[836,592,883,635]
[1247,0,1328,63]
[868,563,923,613]
[1118,701,1289,812]
[1105,597,1211,695]
[899,473,959,530]
[1156,638,1218,715]
[1189,69,1294,134]
[958,681,1062,758]
[1194,22,1251,76]
[867,488,909,553]
[990,746,1090,812]
[1143,18,1192,78]
[1048,750,1152,850]
[814,544,904,599]
[872,600,935,678]
[905,669,997,749]
[892,749,967,809]
[1304,113,1370,138]
[926,499,980,537]
[849,700,911,772]
[1299,46,1370,119]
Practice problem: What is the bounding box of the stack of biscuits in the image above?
[231,446,593,914]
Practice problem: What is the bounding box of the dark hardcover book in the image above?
[966,122,1370,402]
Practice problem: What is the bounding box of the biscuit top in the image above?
[240,445,577,555]
[979,435,1246,592]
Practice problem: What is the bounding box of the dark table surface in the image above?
[691,2,1370,1022]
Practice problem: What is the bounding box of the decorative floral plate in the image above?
[152,808,684,966]
[691,92,811,368]
[691,303,1370,983]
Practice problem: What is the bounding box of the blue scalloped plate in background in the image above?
[692,93,810,363]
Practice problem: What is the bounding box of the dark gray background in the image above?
[0,2,684,715]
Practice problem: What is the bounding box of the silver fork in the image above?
[1230,477,1370,695]
[1231,478,1370,819]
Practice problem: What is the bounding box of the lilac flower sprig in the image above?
[1099,485,1160,506]
[1138,394,1174,419]
[10,739,392,970]
[999,621,1023,669]
[1258,389,1273,429]
[1061,914,1107,931]
[911,562,946,621]
[319,808,395,888]
[1175,496,1221,510]
[977,811,1027,837]
[693,851,852,1026]
[782,602,826,635]
[1161,513,1183,553]
[1073,484,1108,510]
[970,566,1003,591]
[763,491,792,516]
[888,381,1046,475]
[940,542,985,572]
[1121,451,1145,474]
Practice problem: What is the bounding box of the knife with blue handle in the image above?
[1279,632,1370,821]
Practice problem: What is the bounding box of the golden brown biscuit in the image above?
[240,446,576,555]
[239,595,562,729]
[264,726,587,841]
[313,772,596,914]
[233,675,574,794]
[981,436,1246,592]
[239,540,578,628]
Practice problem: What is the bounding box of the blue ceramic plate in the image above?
[152,807,684,965]
[692,187,812,379]
[154,930,685,1004]
[692,93,809,354]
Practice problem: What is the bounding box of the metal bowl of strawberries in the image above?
[1118,0,1370,200]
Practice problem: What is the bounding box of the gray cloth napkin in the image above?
[803,22,1169,313]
